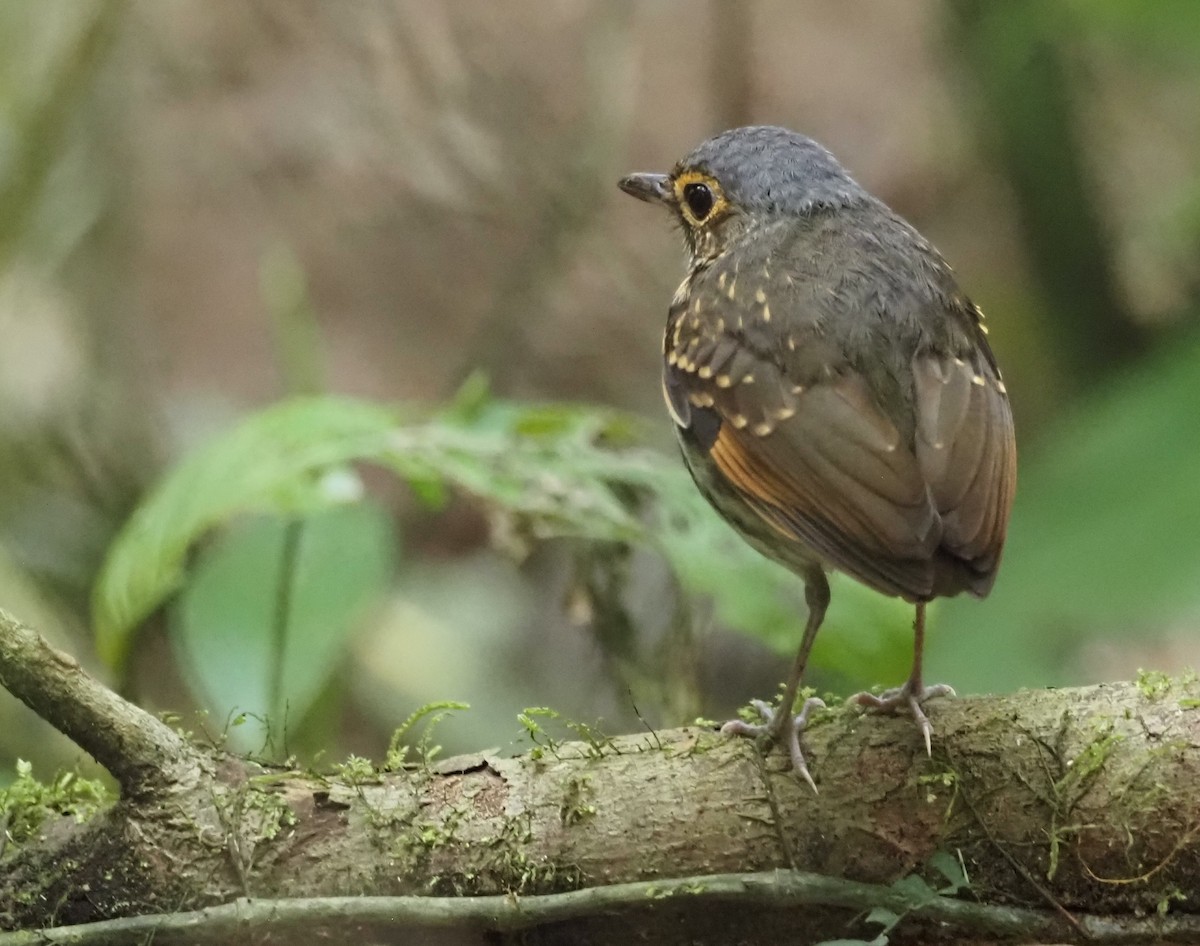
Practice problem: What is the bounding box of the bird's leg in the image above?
[850,601,955,755]
[721,570,829,791]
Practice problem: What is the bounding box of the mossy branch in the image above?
[1,608,1198,943]
[0,610,199,797]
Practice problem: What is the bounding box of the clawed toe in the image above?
[849,681,955,755]
[720,696,826,792]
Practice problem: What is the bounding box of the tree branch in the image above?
[0,610,200,797]
[1,609,1198,943]
[8,871,1200,946]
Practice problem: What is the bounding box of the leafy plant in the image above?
[91,379,910,744]
[816,851,970,946]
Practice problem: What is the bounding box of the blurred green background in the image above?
[1,0,1198,780]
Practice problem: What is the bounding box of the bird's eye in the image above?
[682,182,715,222]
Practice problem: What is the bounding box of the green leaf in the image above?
[889,873,936,907]
[92,397,401,668]
[815,938,887,946]
[864,906,901,930]
[171,503,395,750]
[928,850,969,893]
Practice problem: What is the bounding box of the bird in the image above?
[618,126,1016,789]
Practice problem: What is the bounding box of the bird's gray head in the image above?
[618,125,866,262]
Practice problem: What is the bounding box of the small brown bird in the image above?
[619,126,1016,788]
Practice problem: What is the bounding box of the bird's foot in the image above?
[721,696,827,792]
[850,680,955,756]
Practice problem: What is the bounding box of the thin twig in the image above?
[0,872,1058,946]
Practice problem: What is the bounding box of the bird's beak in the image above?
[618,172,671,205]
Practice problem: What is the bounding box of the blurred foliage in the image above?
[933,323,1200,693]
[933,0,1200,694]
[949,0,1146,385]
[0,1,124,264]
[93,382,912,754]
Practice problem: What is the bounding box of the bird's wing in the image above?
[665,323,941,600]
[912,351,1016,595]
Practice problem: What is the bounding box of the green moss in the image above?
[517,707,564,763]
[1158,887,1187,916]
[1136,668,1173,700]
[0,760,110,852]
[243,787,297,842]
[917,766,961,827]
[514,706,626,761]
[1176,669,1200,708]
[416,799,468,853]
[559,775,596,826]
[1046,721,1123,881]
[563,720,616,760]
[331,754,380,786]
[385,701,470,772]
[1057,726,1121,794]
[423,807,585,897]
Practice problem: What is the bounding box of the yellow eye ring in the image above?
[673,171,728,226]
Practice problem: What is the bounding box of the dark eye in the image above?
[682,182,715,221]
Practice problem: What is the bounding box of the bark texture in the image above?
[1,609,1199,944]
